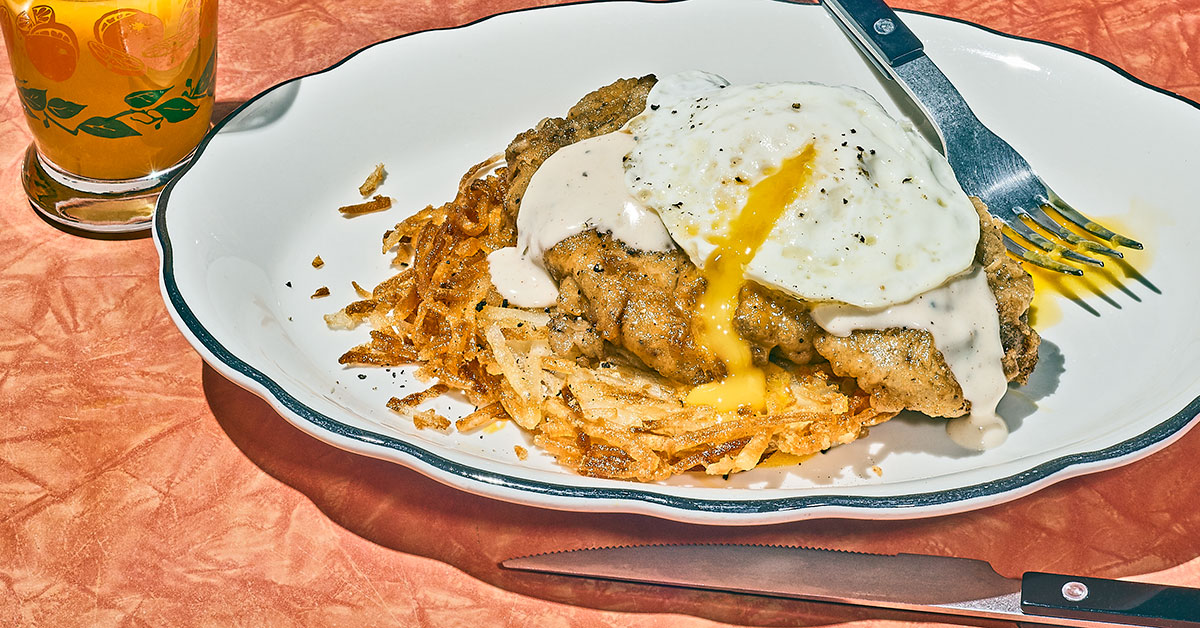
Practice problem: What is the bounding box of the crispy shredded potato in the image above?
[359,163,387,197]
[339,195,393,216]
[327,164,891,481]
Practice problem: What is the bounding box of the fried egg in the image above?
[625,70,980,309]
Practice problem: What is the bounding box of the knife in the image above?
[501,544,1200,627]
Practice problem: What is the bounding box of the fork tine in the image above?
[1007,219,1105,268]
[1003,238,1083,276]
[819,0,1147,273]
[1022,205,1125,259]
[1045,192,1144,250]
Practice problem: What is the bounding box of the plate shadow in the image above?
[202,364,1200,627]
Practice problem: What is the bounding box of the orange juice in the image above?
[1,0,215,181]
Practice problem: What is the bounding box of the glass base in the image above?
[21,146,190,235]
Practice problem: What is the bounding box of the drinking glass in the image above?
[1,0,216,233]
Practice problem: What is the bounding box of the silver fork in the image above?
[821,0,1142,276]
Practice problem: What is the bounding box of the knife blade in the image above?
[501,544,1200,628]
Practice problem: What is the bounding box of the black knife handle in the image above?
[821,0,924,68]
[1021,572,1200,627]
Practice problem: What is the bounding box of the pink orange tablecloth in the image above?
[3,1,1199,626]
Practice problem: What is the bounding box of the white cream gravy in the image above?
[811,266,1009,450]
[487,131,674,307]
[486,246,559,307]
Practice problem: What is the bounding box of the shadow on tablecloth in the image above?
[202,364,1200,627]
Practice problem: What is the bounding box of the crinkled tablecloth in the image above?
[3,0,1199,626]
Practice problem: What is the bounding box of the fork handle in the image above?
[820,0,991,184]
[821,0,925,70]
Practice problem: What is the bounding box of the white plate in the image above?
[154,0,1200,524]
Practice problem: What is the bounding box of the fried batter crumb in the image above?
[312,255,324,268]
[412,409,451,431]
[311,286,330,298]
[359,163,387,197]
[514,445,528,460]
[339,195,393,216]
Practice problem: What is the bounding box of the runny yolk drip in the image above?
[686,144,818,412]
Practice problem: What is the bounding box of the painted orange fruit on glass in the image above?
[20,7,78,82]
[88,9,155,75]
[139,0,200,71]
[87,2,200,75]
[15,4,54,33]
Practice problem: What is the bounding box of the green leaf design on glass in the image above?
[28,76,208,138]
[190,50,216,99]
[47,98,86,119]
[154,98,198,123]
[77,116,142,138]
[124,88,171,108]
[19,86,47,112]
[128,111,158,125]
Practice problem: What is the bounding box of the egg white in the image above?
[625,71,980,308]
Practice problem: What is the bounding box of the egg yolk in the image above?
[686,144,818,412]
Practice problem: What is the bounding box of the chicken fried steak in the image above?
[506,76,1039,420]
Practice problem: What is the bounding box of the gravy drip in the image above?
[811,266,1009,450]
[486,246,559,307]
